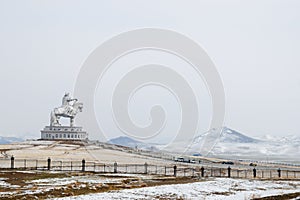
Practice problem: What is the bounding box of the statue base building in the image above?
[41,126,88,141]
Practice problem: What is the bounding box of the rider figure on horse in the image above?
[62,93,78,115]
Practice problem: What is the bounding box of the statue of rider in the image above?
[62,93,77,115]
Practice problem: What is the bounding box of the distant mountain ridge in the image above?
[108,127,261,151]
[0,136,23,144]
[109,136,141,148]
[108,136,158,151]
[107,127,300,162]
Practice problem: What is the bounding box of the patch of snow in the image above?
[52,178,300,200]
[30,177,77,186]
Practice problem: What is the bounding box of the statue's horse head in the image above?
[73,102,83,112]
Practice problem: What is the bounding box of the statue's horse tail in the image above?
[50,111,55,126]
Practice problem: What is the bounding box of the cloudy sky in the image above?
[0,0,299,141]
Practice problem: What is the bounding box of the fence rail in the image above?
[1,156,300,179]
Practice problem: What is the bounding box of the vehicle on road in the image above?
[190,159,196,164]
[175,157,184,162]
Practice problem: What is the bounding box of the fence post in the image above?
[10,156,14,169]
[24,159,26,169]
[114,162,117,173]
[165,166,167,175]
[36,160,38,170]
[173,165,177,177]
[253,168,256,178]
[228,166,231,178]
[277,168,281,178]
[144,162,148,174]
[201,166,205,177]
[82,159,85,172]
[47,157,51,170]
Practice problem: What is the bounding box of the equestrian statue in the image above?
[50,93,83,127]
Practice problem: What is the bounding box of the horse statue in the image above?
[50,93,83,127]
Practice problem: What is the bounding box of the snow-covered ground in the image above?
[53,178,300,200]
[0,171,154,199]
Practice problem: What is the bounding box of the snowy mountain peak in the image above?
[220,127,261,143]
[191,127,261,144]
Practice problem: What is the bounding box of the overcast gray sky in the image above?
[0,0,299,141]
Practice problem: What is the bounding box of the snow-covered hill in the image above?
[191,127,261,144]
[192,127,300,162]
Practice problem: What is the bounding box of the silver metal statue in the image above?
[50,93,83,127]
